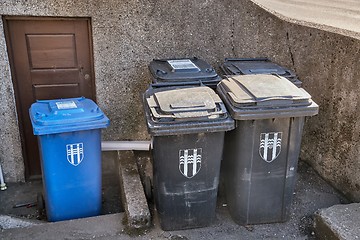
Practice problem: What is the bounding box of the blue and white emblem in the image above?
[179,148,202,178]
[259,132,282,163]
[66,143,84,166]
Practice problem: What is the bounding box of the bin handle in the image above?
[224,57,269,62]
[170,103,206,109]
[150,81,205,89]
[35,96,85,103]
[152,57,198,62]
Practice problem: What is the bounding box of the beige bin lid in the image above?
[219,74,311,108]
[146,86,227,120]
[217,74,319,120]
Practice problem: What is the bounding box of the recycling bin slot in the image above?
[217,74,318,225]
[29,97,109,222]
[221,58,302,87]
[149,57,222,89]
[143,85,234,230]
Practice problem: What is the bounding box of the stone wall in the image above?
[288,26,360,201]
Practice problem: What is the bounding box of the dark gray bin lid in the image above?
[149,57,221,86]
[221,58,302,87]
[217,74,318,120]
[143,86,234,136]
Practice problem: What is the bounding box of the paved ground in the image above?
[0,152,123,223]
[252,0,360,36]
[314,203,360,239]
[0,157,349,239]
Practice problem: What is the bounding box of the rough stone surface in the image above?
[0,213,127,240]
[250,0,360,203]
[289,26,360,202]
[0,215,42,230]
[117,151,151,230]
[0,17,24,182]
[314,203,360,240]
[0,0,359,203]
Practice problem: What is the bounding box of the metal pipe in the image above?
[0,163,7,191]
[101,141,151,151]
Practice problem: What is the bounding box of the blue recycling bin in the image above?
[29,97,110,222]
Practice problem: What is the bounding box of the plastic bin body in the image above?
[29,97,109,222]
[221,58,302,87]
[217,75,318,225]
[143,86,234,230]
[153,132,225,230]
[223,117,304,224]
[38,129,102,221]
[149,57,221,89]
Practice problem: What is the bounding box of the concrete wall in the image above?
[0,18,24,182]
[289,27,360,201]
[0,0,359,202]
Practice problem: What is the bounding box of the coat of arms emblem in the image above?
[179,148,202,178]
[259,132,282,163]
[66,143,84,166]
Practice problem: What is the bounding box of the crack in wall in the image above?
[286,31,297,72]
[231,16,236,56]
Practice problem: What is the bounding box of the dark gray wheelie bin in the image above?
[143,85,234,230]
[216,74,318,225]
[221,58,302,87]
[149,57,221,89]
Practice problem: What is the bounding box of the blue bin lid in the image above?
[29,97,110,135]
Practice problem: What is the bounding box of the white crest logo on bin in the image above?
[66,143,84,166]
[179,148,202,178]
[259,132,282,163]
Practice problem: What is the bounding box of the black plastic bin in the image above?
[216,74,318,225]
[221,58,302,87]
[149,57,221,89]
[143,85,234,230]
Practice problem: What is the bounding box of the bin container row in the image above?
[29,57,318,231]
[145,57,318,230]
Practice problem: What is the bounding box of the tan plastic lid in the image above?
[220,74,311,108]
[146,86,226,120]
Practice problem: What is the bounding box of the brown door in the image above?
[4,17,96,179]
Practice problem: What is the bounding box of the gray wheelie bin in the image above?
[217,74,318,225]
[143,85,234,230]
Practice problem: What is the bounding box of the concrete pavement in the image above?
[0,160,349,239]
[315,203,360,240]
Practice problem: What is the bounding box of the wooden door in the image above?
[4,17,96,179]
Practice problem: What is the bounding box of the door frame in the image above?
[3,16,96,180]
